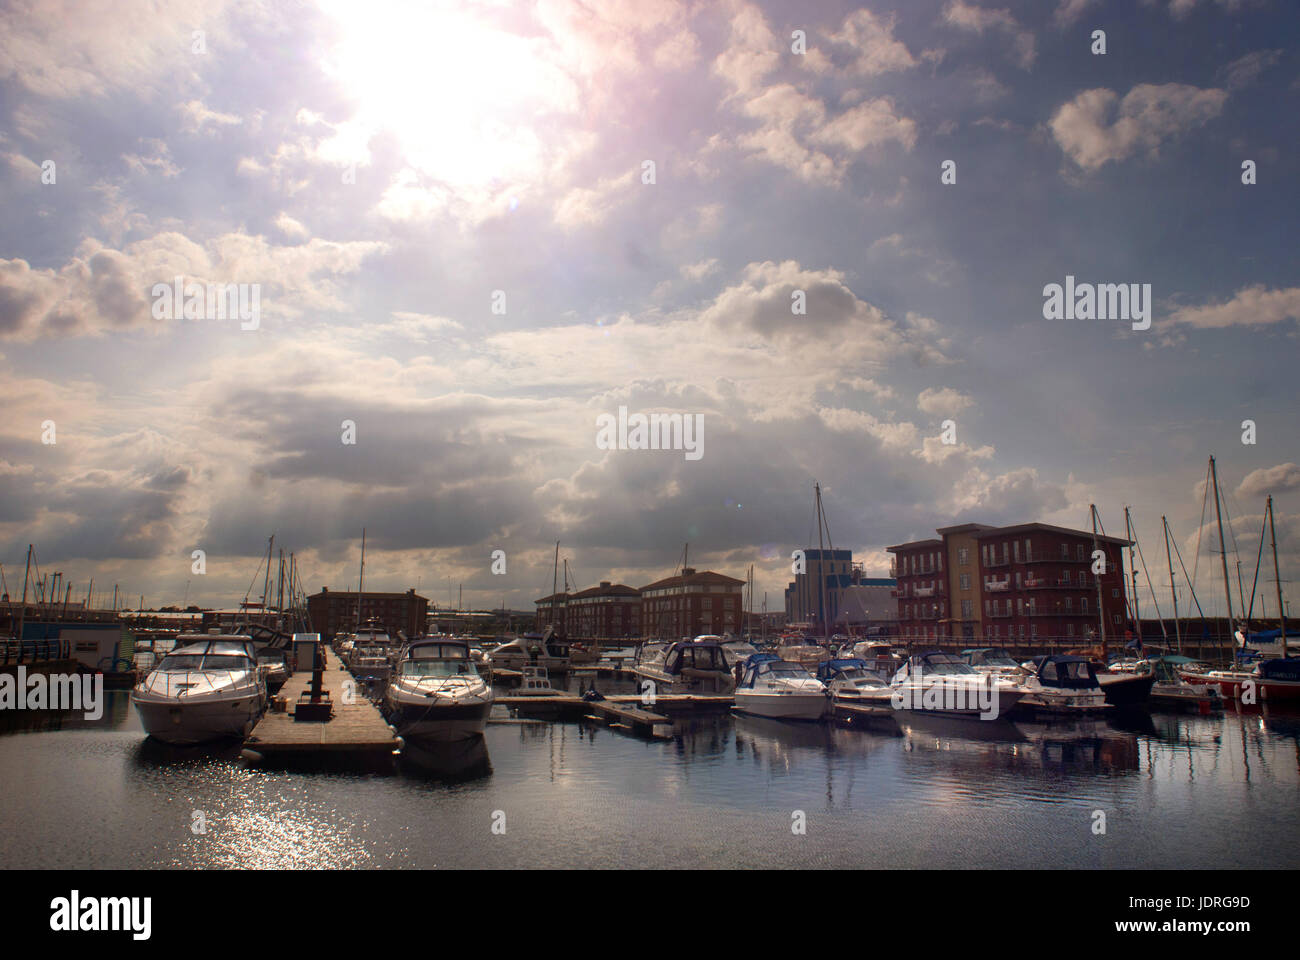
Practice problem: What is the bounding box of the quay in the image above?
[243,649,396,768]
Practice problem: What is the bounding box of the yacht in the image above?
[776,634,833,669]
[132,636,267,744]
[845,640,905,680]
[385,638,494,741]
[256,648,290,693]
[1016,655,1110,716]
[962,648,1026,678]
[487,626,571,673]
[889,651,1026,720]
[513,665,558,696]
[1181,657,1300,703]
[816,658,892,708]
[719,637,761,668]
[631,638,734,694]
[733,655,828,720]
[1137,655,1221,710]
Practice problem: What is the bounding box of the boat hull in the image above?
[1096,673,1156,706]
[733,691,827,720]
[133,694,263,745]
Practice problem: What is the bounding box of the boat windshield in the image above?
[838,668,882,684]
[763,664,811,679]
[357,646,386,657]
[401,659,481,678]
[158,654,251,671]
[411,644,468,660]
[918,657,976,676]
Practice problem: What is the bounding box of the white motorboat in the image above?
[961,648,1027,678]
[487,625,570,672]
[734,655,828,720]
[631,638,734,694]
[776,635,833,669]
[816,658,893,709]
[1015,655,1110,716]
[347,622,394,681]
[719,637,761,668]
[132,636,267,744]
[1136,655,1221,710]
[384,638,494,741]
[513,665,558,696]
[889,651,1026,720]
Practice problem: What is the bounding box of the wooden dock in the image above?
[243,649,397,768]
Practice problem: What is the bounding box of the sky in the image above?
[0,0,1297,622]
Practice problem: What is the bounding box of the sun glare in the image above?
[317,0,576,194]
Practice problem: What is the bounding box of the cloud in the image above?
[1220,49,1284,91]
[0,231,386,340]
[940,1,1036,70]
[917,387,974,416]
[826,9,917,76]
[1050,83,1227,170]
[1238,463,1300,499]
[1159,285,1300,331]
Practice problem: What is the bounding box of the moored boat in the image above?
[1015,655,1110,716]
[631,637,734,694]
[734,655,828,720]
[384,638,494,741]
[132,636,267,744]
[890,651,1026,720]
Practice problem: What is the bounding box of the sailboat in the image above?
[1181,482,1300,701]
[487,541,571,672]
[778,482,836,668]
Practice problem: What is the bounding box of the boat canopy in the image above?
[1257,659,1300,681]
[740,658,813,687]
[1035,655,1100,690]
[663,640,728,673]
[815,658,872,682]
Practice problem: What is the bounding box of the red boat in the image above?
[1181,659,1300,703]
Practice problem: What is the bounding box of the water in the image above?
[1,690,1297,869]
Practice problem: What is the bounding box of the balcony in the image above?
[1027,609,1092,617]
[891,588,907,597]
[989,610,1013,618]
[984,556,1009,568]
[913,586,936,598]
[983,579,1010,592]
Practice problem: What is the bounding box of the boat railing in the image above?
[137,666,261,695]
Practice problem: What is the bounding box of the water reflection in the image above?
[399,735,492,782]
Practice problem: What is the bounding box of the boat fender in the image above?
[240,748,263,765]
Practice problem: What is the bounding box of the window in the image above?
[1112,589,1119,598]
[1077,544,1086,562]
[958,547,969,565]
[1113,614,1121,625]
[1066,624,1074,637]
[1015,572,1022,588]
[961,599,972,618]
[1013,541,1020,562]
[1061,543,1069,559]
[1018,625,1025,638]
[960,573,970,590]
[1081,598,1089,614]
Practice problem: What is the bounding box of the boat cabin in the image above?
[738,657,812,688]
[815,658,885,685]
[1034,655,1101,690]
[962,648,1021,670]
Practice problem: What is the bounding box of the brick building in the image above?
[307,588,428,640]
[888,522,1130,648]
[534,591,569,633]
[563,581,641,638]
[639,568,744,638]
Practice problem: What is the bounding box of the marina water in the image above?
[1,685,1296,869]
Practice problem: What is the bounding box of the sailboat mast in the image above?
[1163,516,1182,654]
[263,535,274,614]
[1125,507,1140,643]
[681,543,689,638]
[1090,504,1107,658]
[816,482,828,639]
[1268,495,1287,647]
[550,540,560,632]
[355,528,366,632]
[1209,456,1235,659]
